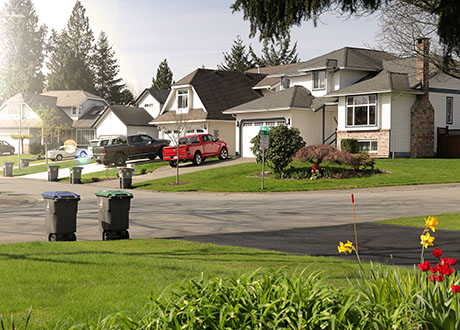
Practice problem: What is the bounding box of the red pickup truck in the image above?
[163,134,228,167]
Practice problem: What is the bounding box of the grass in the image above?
[379,212,460,231]
[75,160,167,183]
[12,159,95,176]
[135,158,460,192]
[0,239,367,329]
[0,154,40,167]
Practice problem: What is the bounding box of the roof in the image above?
[172,68,266,120]
[245,63,298,75]
[41,90,105,107]
[224,86,314,113]
[72,105,106,128]
[134,88,170,106]
[150,108,208,124]
[109,105,154,126]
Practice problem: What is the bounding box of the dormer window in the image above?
[313,71,326,90]
[177,90,188,109]
[71,107,82,116]
[281,77,290,90]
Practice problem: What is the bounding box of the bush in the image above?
[28,143,45,155]
[294,144,337,167]
[341,138,359,153]
[344,153,375,171]
[250,125,305,177]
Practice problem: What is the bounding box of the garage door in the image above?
[241,120,286,157]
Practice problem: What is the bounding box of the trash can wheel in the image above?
[48,233,57,242]
[102,230,112,241]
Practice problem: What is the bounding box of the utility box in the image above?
[94,190,133,240]
[47,165,60,182]
[3,162,13,177]
[20,159,30,168]
[118,167,134,189]
[42,191,80,241]
[69,166,83,184]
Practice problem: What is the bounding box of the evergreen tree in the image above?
[47,0,95,92]
[46,29,69,90]
[151,59,173,90]
[94,31,124,103]
[218,35,254,72]
[110,86,134,105]
[0,0,46,101]
[250,35,299,67]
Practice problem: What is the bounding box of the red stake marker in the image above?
[351,194,358,253]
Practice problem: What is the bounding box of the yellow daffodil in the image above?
[425,216,439,232]
[420,232,435,248]
[338,241,354,254]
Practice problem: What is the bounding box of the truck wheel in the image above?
[113,153,127,166]
[193,152,202,166]
[102,231,112,241]
[218,147,228,160]
[169,160,177,167]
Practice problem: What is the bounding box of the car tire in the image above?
[169,160,177,167]
[10,150,14,155]
[113,153,127,167]
[56,154,63,161]
[193,152,202,166]
[218,147,228,160]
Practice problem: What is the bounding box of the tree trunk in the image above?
[45,143,49,165]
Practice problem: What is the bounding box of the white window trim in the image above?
[177,89,189,113]
[345,94,378,128]
[357,139,378,153]
[313,70,326,90]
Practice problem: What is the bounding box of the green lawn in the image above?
[12,159,95,176]
[379,212,460,231]
[135,158,460,192]
[0,239,365,329]
[0,154,40,167]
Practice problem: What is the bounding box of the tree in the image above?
[0,0,46,101]
[218,35,254,72]
[250,125,305,177]
[250,35,299,67]
[94,31,125,103]
[110,86,134,105]
[151,59,173,90]
[231,0,460,60]
[374,0,459,79]
[47,0,96,92]
[165,112,191,184]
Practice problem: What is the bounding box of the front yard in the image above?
[135,158,460,192]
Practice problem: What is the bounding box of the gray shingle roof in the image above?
[23,93,72,127]
[72,105,106,128]
[41,90,105,107]
[150,108,208,124]
[134,88,170,106]
[109,105,154,127]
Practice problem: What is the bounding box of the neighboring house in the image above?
[133,88,169,119]
[150,68,266,155]
[225,41,460,158]
[93,105,157,138]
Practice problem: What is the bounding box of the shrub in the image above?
[250,125,305,177]
[341,138,359,153]
[28,143,45,155]
[344,153,375,171]
[294,144,337,167]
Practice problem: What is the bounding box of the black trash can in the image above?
[94,190,133,240]
[69,166,83,184]
[42,191,80,241]
[3,162,13,177]
[20,159,30,168]
[118,168,134,189]
[47,165,60,181]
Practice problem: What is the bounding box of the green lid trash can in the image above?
[42,191,80,241]
[118,167,134,189]
[94,190,133,240]
[3,162,13,177]
[47,165,60,181]
[69,166,83,184]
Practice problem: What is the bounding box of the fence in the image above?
[437,127,460,158]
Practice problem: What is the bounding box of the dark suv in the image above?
[0,141,15,155]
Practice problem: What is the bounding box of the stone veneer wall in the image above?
[410,94,435,157]
[337,129,390,158]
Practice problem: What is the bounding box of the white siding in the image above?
[337,97,347,131]
[208,121,236,155]
[290,74,313,92]
[391,93,415,153]
[96,111,127,137]
[290,109,324,145]
[137,94,163,119]
[380,93,392,129]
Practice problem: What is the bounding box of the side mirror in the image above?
[214,137,219,142]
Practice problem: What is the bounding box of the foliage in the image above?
[28,142,44,155]
[295,144,337,167]
[0,0,46,101]
[345,153,375,171]
[250,125,305,177]
[341,138,359,154]
[230,0,460,61]
[218,35,254,72]
[151,58,174,90]
[250,34,299,66]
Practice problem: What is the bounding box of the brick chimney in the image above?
[410,37,435,158]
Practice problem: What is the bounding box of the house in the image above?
[93,105,157,138]
[133,88,169,119]
[225,41,460,158]
[150,68,266,154]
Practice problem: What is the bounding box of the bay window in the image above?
[346,94,377,127]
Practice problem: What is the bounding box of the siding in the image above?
[96,111,127,137]
[127,126,158,138]
[138,94,162,119]
[208,121,236,155]
[391,93,415,153]
[290,109,324,145]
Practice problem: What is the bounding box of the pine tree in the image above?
[46,29,69,90]
[218,35,254,72]
[0,0,46,101]
[94,31,124,103]
[151,59,173,90]
[250,35,299,67]
[47,0,95,92]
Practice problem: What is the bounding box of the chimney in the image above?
[416,38,430,92]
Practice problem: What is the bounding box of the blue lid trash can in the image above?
[42,191,80,241]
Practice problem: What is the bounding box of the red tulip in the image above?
[452,285,460,293]
[433,248,442,258]
[418,261,431,272]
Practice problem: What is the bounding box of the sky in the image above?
[1,0,382,96]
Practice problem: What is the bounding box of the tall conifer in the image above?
[151,59,173,90]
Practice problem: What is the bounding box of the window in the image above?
[265,121,276,126]
[358,140,378,153]
[313,71,326,90]
[177,90,188,109]
[144,103,154,107]
[346,94,377,127]
[447,97,453,125]
[78,106,82,115]
[277,120,286,126]
[76,129,95,145]
[196,129,204,133]
[243,122,252,127]
[281,77,290,90]
[140,135,153,142]
[253,122,264,126]
[71,107,77,115]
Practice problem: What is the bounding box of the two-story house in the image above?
[150,68,265,155]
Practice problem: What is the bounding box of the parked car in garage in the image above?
[0,141,15,155]
[163,134,228,167]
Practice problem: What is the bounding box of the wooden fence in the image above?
[437,127,460,158]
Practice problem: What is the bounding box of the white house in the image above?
[133,88,169,119]
[150,68,266,155]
